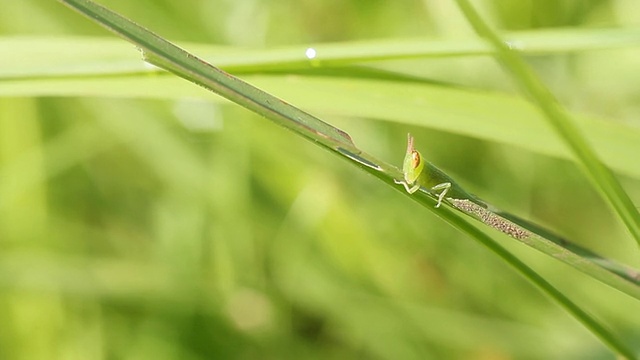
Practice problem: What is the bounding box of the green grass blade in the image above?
[57,0,638,357]
[455,0,640,251]
[3,38,640,181]
[4,27,640,79]
[58,0,354,153]
[425,198,638,360]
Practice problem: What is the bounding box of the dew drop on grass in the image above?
[305,47,317,59]
[305,47,321,67]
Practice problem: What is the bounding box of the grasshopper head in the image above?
[402,133,424,185]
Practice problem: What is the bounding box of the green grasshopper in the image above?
[394,133,640,284]
[395,133,480,208]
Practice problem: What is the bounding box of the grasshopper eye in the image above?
[411,150,421,169]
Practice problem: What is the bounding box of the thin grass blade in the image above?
[454,0,640,251]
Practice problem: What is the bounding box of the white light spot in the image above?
[305,47,317,59]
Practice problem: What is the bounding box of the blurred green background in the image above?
[2,0,640,359]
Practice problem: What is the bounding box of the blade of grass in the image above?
[4,26,640,79]
[455,0,640,251]
[413,195,638,360]
[4,38,640,181]
[57,0,637,356]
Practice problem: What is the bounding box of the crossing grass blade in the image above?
[454,0,640,251]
